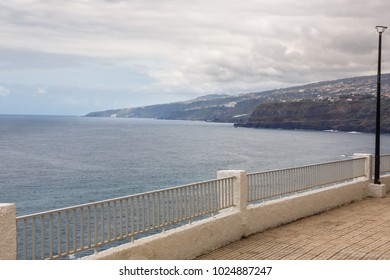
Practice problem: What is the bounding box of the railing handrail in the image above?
[17,157,373,221]
[247,157,366,176]
[247,157,367,204]
[16,176,236,260]
[16,176,235,220]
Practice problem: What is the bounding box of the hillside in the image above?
[234,95,390,133]
[85,74,390,126]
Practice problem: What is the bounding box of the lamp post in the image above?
[374,25,387,185]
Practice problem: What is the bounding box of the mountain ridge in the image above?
[85,74,390,132]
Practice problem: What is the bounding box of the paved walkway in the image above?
[196,195,390,260]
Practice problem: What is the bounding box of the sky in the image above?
[0,0,389,115]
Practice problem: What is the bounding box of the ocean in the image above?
[1,115,389,216]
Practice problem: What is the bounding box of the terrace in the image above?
[196,195,390,260]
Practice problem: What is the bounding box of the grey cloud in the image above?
[0,0,389,111]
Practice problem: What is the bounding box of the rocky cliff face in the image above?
[235,96,390,133]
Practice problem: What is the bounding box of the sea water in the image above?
[1,115,389,216]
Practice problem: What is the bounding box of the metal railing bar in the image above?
[247,158,365,176]
[17,178,235,220]
[16,176,236,259]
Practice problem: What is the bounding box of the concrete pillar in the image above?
[0,203,17,259]
[353,153,373,181]
[354,153,386,198]
[368,183,386,197]
[217,170,247,212]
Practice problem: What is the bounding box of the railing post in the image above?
[217,170,247,212]
[353,153,373,182]
[0,203,17,259]
[354,153,386,198]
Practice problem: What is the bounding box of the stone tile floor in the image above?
[196,195,390,260]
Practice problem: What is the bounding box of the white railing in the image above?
[380,154,390,174]
[16,177,234,260]
[14,156,377,260]
[247,158,367,203]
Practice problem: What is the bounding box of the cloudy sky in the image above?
[0,0,389,115]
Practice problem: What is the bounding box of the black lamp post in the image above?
[374,25,387,185]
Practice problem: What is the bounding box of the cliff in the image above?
[235,96,390,133]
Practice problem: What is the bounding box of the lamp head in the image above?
[376,26,388,34]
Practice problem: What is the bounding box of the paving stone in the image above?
[196,196,390,260]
